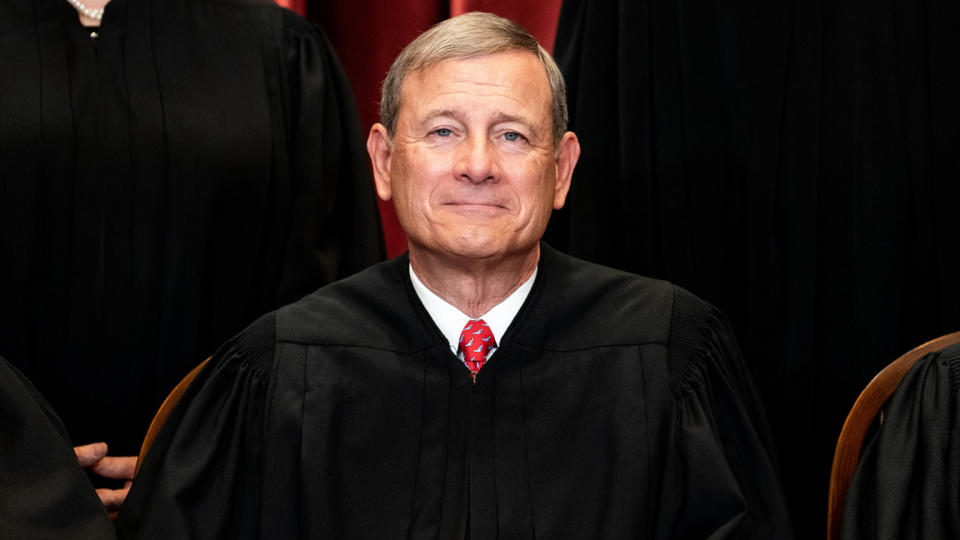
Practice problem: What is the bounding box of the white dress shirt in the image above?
[409,264,537,360]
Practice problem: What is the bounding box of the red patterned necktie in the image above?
[459,319,496,378]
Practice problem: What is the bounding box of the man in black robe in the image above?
[118,12,793,539]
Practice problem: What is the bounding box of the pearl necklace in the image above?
[66,0,105,20]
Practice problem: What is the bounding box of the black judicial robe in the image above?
[117,245,793,539]
[841,343,960,540]
[0,355,115,540]
[0,0,382,455]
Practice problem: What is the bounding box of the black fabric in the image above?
[0,0,382,455]
[0,355,115,540]
[840,343,960,540]
[117,244,793,539]
[549,0,960,534]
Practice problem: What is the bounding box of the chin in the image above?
[448,237,538,263]
[445,242,504,261]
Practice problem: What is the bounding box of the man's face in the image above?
[368,50,579,264]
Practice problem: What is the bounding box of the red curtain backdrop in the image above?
[292,1,563,257]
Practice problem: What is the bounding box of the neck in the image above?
[68,0,111,27]
[409,245,540,319]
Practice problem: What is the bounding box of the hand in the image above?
[74,442,136,516]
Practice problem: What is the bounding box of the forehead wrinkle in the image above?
[423,87,529,108]
[418,88,546,123]
[449,78,512,89]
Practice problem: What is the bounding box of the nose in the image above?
[454,133,498,184]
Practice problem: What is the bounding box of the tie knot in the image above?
[459,319,496,376]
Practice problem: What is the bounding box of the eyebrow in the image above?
[421,109,460,125]
[420,109,545,139]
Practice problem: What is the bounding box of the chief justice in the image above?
[118,12,793,539]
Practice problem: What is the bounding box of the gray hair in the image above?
[379,12,568,148]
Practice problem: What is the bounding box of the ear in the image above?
[367,123,394,201]
[552,132,580,209]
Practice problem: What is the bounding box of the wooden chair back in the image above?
[135,357,210,475]
[826,331,960,540]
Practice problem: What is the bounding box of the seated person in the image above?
[117,12,793,539]
[841,341,960,540]
[0,355,116,539]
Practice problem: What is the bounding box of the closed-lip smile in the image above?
[443,200,509,215]
[446,200,504,207]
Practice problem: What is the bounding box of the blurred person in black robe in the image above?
[841,342,960,540]
[0,355,116,539]
[0,0,382,470]
[117,12,792,539]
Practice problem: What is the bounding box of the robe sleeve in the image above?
[659,289,794,539]
[275,14,383,304]
[840,344,960,540]
[0,356,116,540]
[115,314,280,539]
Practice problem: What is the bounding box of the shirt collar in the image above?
[409,263,537,355]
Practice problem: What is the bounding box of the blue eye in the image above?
[504,132,521,142]
[434,128,452,137]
